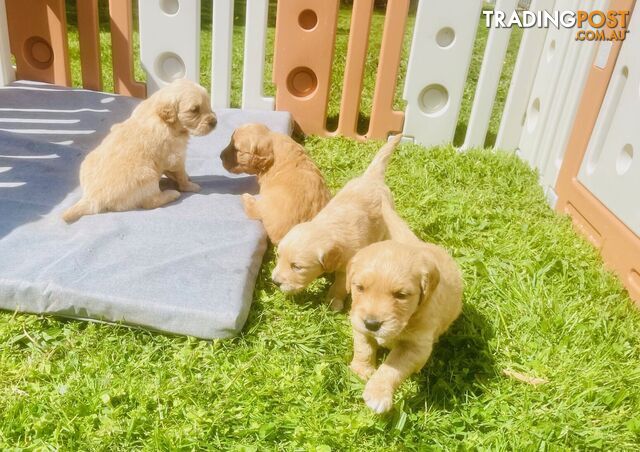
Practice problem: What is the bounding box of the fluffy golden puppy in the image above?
[220,123,331,243]
[347,208,463,413]
[62,79,217,223]
[271,135,402,310]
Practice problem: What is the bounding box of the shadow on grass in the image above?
[404,303,496,412]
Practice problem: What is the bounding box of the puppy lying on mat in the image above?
[63,79,217,223]
[347,202,463,413]
[272,135,402,311]
[220,123,330,243]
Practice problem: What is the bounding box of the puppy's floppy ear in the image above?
[250,134,275,172]
[318,243,343,273]
[157,100,178,124]
[419,253,440,304]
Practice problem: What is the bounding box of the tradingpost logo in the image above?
[483,9,630,41]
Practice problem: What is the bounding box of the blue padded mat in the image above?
[0,80,292,338]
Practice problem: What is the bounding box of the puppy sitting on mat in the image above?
[220,123,331,243]
[63,79,217,223]
[272,135,402,311]
[347,202,463,413]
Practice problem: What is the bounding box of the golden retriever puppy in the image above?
[220,123,331,243]
[62,79,217,223]
[271,135,402,310]
[347,206,463,413]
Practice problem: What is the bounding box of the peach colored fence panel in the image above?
[273,0,340,136]
[76,0,102,91]
[5,0,70,86]
[556,0,639,304]
[108,0,145,98]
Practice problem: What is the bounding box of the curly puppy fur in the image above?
[347,204,463,413]
[62,79,217,223]
[220,123,331,243]
[271,135,402,311]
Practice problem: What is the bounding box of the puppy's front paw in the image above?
[241,194,260,219]
[350,360,375,381]
[179,181,201,193]
[327,295,344,311]
[363,379,394,414]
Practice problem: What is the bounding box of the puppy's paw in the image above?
[241,194,260,219]
[327,295,344,312]
[165,189,181,202]
[350,360,375,381]
[363,380,394,414]
[179,181,201,193]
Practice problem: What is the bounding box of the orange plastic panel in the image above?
[555,0,639,304]
[108,0,145,98]
[77,0,102,91]
[366,0,408,139]
[5,0,70,85]
[273,0,339,135]
[333,0,374,138]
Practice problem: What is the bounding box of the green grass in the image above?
[2,2,640,450]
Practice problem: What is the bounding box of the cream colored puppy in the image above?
[347,204,463,413]
[271,135,402,310]
[220,124,331,243]
[62,79,217,223]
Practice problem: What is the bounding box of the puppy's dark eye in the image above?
[291,263,302,271]
[354,283,364,293]
[393,291,409,300]
[190,105,200,113]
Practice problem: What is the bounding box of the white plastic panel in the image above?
[139,0,201,94]
[462,0,517,150]
[241,0,274,110]
[578,10,640,236]
[211,0,234,109]
[517,0,579,168]
[402,0,482,146]
[495,0,555,150]
[0,0,14,86]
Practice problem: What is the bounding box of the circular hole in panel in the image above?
[298,9,318,30]
[160,0,180,15]
[24,36,53,70]
[286,67,318,98]
[616,144,633,175]
[547,39,556,62]
[154,52,186,84]
[527,98,540,133]
[436,27,455,48]
[418,84,449,116]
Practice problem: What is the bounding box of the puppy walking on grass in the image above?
[272,135,402,311]
[220,124,331,243]
[347,202,463,413]
[63,79,217,223]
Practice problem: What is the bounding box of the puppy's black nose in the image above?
[364,319,382,332]
[209,116,217,128]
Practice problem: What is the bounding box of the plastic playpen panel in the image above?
[401,0,483,146]
[211,0,234,109]
[242,0,275,111]
[139,0,201,94]
[556,0,639,303]
[462,0,519,150]
[76,0,102,91]
[577,9,640,236]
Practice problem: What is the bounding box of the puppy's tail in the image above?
[362,134,402,180]
[62,199,91,224]
[381,199,422,246]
